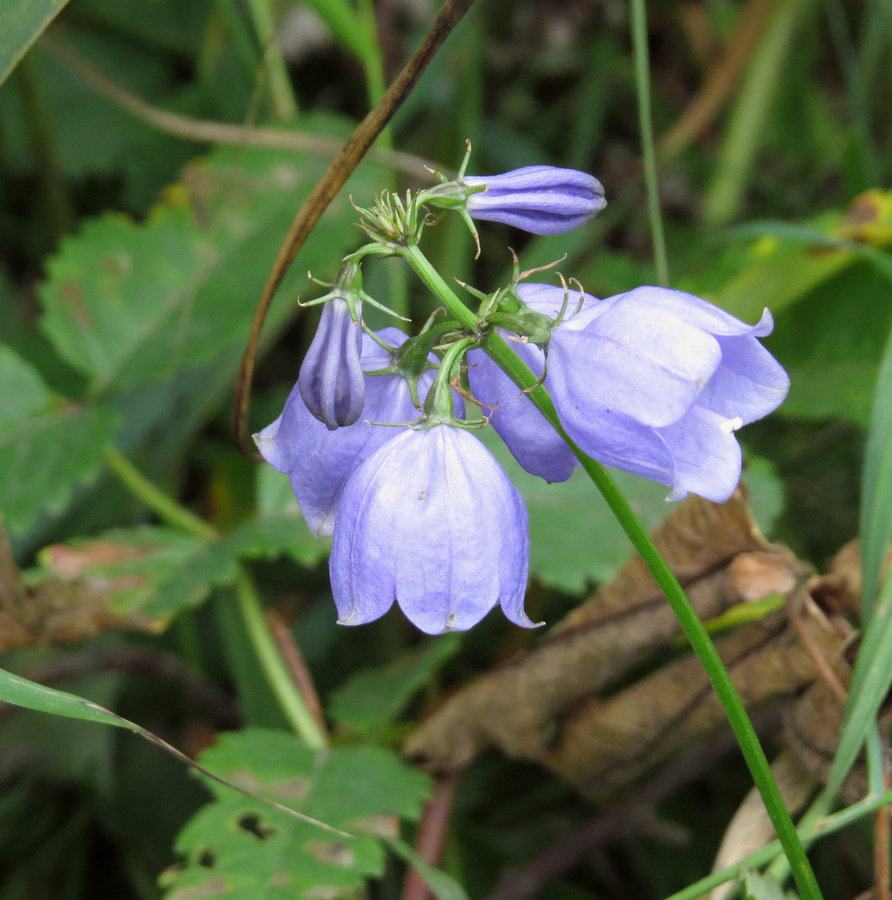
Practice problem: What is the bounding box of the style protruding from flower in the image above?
[297,263,365,430]
[330,425,537,635]
[462,166,606,235]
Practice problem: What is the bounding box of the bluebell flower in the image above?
[255,328,437,537]
[330,425,537,635]
[467,283,599,483]
[462,166,606,235]
[543,286,790,502]
[298,296,364,430]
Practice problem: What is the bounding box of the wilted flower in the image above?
[330,425,537,635]
[462,166,606,235]
[544,286,790,502]
[255,328,435,537]
[298,296,364,430]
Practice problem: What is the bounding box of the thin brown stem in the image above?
[658,0,778,158]
[265,609,328,745]
[231,0,476,457]
[40,33,435,182]
[401,776,459,900]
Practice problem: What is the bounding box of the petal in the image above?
[557,400,676,490]
[699,334,790,425]
[608,286,775,338]
[659,407,743,503]
[549,304,723,428]
[467,346,577,483]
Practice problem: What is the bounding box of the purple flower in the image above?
[544,286,790,502]
[330,425,537,635]
[298,296,364,430]
[463,166,606,235]
[467,283,600,483]
[255,328,435,537]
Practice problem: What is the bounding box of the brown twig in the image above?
[786,586,849,705]
[401,776,459,900]
[658,0,779,158]
[231,0,476,458]
[265,608,328,744]
[40,32,436,183]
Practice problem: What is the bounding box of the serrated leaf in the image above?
[39,128,380,396]
[37,525,205,614]
[329,635,461,735]
[37,516,329,624]
[0,0,69,87]
[0,345,119,532]
[141,515,329,620]
[163,729,430,899]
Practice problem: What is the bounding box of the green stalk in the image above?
[702,0,812,227]
[245,0,298,120]
[103,446,325,749]
[629,0,668,286]
[400,243,821,900]
[104,447,216,540]
[234,568,327,749]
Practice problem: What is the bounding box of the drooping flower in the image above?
[330,425,537,635]
[543,286,790,502]
[298,296,364,430]
[255,328,437,537]
[462,166,606,235]
[467,283,599,483]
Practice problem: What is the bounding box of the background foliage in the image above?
[1,0,891,898]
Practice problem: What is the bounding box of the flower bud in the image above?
[463,166,606,235]
[298,296,364,430]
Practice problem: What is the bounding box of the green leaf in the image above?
[0,0,69,87]
[35,516,330,624]
[860,323,892,621]
[0,345,119,532]
[0,665,133,731]
[162,729,431,899]
[329,635,461,736]
[39,125,384,397]
[824,572,892,801]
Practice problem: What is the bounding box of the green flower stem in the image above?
[103,446,326,749]
[482,331,821,900]
[234,567,327,749]
[629,0,669,286]
[104,447,216,541]
[400,244,479,333]
[399,243,821,900]
[665,787,892,900]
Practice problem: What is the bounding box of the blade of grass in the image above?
[703,0,813,227]
[629,0,668,286]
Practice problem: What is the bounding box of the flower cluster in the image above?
[256,160,789,634]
